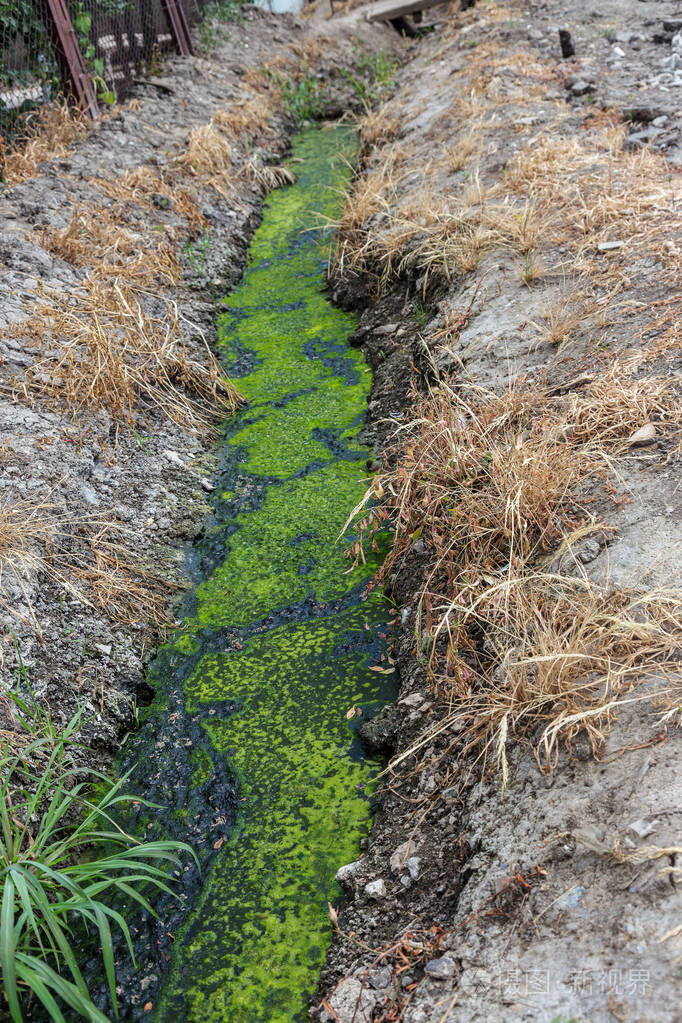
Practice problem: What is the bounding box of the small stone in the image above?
[367,967,393,992]
[336,861,361,887]
[612,45,625,58]
[424,956,456,980]
[81,483,99,507]
[200,477,213,492]
[597,240,624,252]
[628,818,658,838]
[577,538,601,564]
[558,28,575,58]
[94,643,112,656]
[374,323,399,335]
[627,423,657,447]
[571,79,592,96]
[390,840,415,873]
[323,977,376,1023]
[364,879,387,899]
[163,450,187,468]
[406,856,421,880]
[400,692,423,708]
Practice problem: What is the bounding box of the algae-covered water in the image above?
[124,125,395,1022]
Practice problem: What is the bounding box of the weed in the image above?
[271,69,323,126]
[0,702,193,1022]
[198,0,244,53]
[342,48,399,109]
[184,232,212,275]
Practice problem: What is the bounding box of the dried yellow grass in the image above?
[41,204,181,287]
[350,364,681,778]
[0,101,91,186]
[8,279,242,433]
[0,497,175,640]
[176,120,236,198]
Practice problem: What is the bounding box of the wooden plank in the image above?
[365,0,444,22]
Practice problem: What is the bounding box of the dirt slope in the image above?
[0,9,399,761]
[315,2,682,1021]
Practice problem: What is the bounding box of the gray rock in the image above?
[364,878,387,899]
[406,856,421,880]
[597,240,624,252]
[390,839,416,874]
[335,860,362,887]
[577,538,601,564]
[321,977,376,1023]
[424,956,456,980]
[571,80,593,96]
[374,323,399,335]
[81,484,99,507]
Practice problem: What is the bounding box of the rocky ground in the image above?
[314,1,682,1022]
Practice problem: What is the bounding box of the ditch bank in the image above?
[314,2,682,1022]
[0,11,402,773]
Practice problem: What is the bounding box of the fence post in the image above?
[163,0,194,57]
[40,0,99,121]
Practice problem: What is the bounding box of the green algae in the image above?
[161,604,389,1023]
[133,125,394,1023]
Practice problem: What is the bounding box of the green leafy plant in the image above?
[69,3,115,104]
[198,0,244,53]
[344,47,398,108]
[270,69,323,127]
[0,699,194,1022]
[184,231,212,274]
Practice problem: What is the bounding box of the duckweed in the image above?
[134,126,394,1022]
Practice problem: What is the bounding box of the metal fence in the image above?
[1,0,207,142]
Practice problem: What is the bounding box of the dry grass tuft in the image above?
[426,574,681,777]
[359,107,401,151]
[0,497,175,639]
[8,279,242,433]
[176,120,236,197]
[0,101,91,186]
[41,205,181,288]
[245,156,296,193]
[350,370,681,777]
[537,285,595,351]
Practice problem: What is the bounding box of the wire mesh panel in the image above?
[1,0,216,147]
[67,0,179,104]
[0,0,61,140]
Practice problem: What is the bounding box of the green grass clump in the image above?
[0,699,193,1023]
